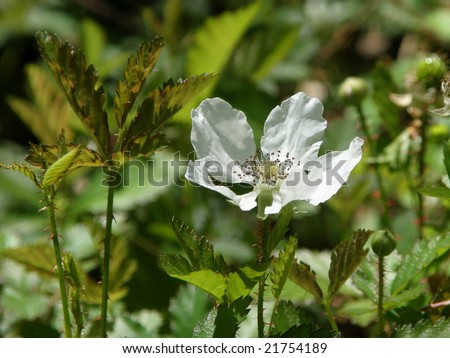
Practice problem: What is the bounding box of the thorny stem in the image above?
[45,189,72,338]
[417,115,428,240]
[377,256,385,337]
[100,167,117,338]
[257,219,271,338]
[356,105,393,232]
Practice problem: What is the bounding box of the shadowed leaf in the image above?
[444,140,450,178]
[328,230,372,297]
[289,261,323,301]
[213,296,252,338]
[3,244,55,277]
[26,143,104,169]
[121,74,217,156]
[269,205,293,252]
[418,185,450,199]
[114,37,164,128]
[36,31,110,158]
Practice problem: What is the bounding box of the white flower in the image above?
[185,92,364,219]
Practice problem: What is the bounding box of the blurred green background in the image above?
[0,0,449,337]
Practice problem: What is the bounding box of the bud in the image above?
[370,230,396,257]
[415,54,447,90]
[338,77,368,106]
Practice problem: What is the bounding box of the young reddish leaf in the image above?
[114,38,164,128]
[289,260,323,301]
[26,143,104,169]
[120,74,217,154]
[36,31,110,158]
[328,230,373,297]
[0,162,41,189]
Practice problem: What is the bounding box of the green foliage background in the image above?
[0,0,449,337]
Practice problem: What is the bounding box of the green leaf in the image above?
[114,37,164,128]
[42,145,82,187]
[193,307,217,338]
[0,162,41,189]
[7,64,74,144]
[270,236,298,300]
[417,185,450,199]
[395,317,450,338]
[26,143,104,169]
[270,300,315,336]
[391,234,450,295]
[169,285,210,338]
[371,62,401,139]
[214,296,252,338]
[169,217,226,272]
[3,244,55,278]
[328,230,372,297]
[225,265,265,303]
[36,31,110,158]
[121,74,217,156]
[444,140,450,178]
[268,205,293,252]
[352,260,377,301]
[186,2,259,91]
[62,253,83,289]
[170,270,227,300]
[289,260,323,301]
[384,285,424,310]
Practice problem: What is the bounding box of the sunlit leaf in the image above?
[169,270,227,300]
[3,244,55,277]
[384,285,424,310]
[160,254,192,276]
[114,37,164,128]
[417,185,450,200]
[7,64,74,144]
[443,140,450,178]
[270,236,297,300]
[395,317,450,338]
[0,162,41,189]
[225,265,264,303]
[169,216,226,272]
[328,230,372,297]
[391,234,450,295]
[42,145,82,187]
[36,31,110,158]
[289,260,323,301]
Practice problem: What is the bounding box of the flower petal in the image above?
[185,159,258,211]
[191,98,256,182]
[279,137,364,206]
[261,92,326,163]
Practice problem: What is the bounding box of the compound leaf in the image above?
[270,236,297,300]
[36,31,110,158]
[114,37,164,128]
[289,260,323,301]
[0,162,41,188]
[328,230,372,297]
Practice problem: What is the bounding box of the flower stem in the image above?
[377,255,385,337]
[45,189,72,338]
[356,105,393,232]
[416,116,428,240]
[324,298,339,334]
[100,168,116,338]
[257,219,271,338]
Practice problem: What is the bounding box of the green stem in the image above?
[377,256,385,337]
[257,219,271,338]
[100,168,116,338]
[356,105,393,232]
[324,298,339,334]
[45,189,72,338]
[417,116,428,240]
